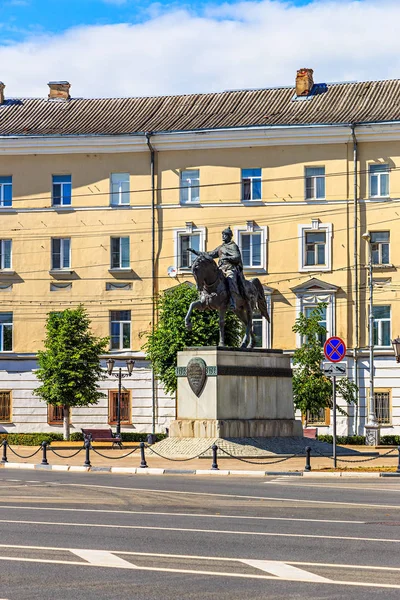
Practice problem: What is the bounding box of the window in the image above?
[178,233,200,270]
[0,240,12,270]
[110,173,130,206]
[0,391,11,422]
[373,390,391,425]
[372,305,391,347]
[305,167,325,200]
[242,169,262,201]
[51,238,71,270]
[305,407,330,426]
[369,164,389,198]
[305,231,326,266]
[0,313,12,352]
[109,391,131,425]
[0,176,12,207]
[110,310,131,350]
[239,232,262,268]
[252,297,272,348]
[48,404,64,425]
[111,237,130,269]
[299,222,332,272]
[52,175,72,206]
[371,231,390,265]
[180,170,199,204]
[304,305,327,345]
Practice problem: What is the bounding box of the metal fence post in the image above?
[211,444,219,470]
[41,441,49,466]
[140,442,148,468]
[84,439,91,468]
[397,446,400,474]
[1,440,7,464]
[304,446,311,472]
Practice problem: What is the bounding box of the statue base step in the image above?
[169,418,303,438]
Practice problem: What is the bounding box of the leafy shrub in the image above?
[380,435,400,446]
[317,434,366,445]
[0,432,167,445]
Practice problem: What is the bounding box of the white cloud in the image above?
[1,0,400,98]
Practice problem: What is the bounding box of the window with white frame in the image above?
[242,168,262,201]
[305,167,325,200]
[110,310,131,350]
[299,222,332,272]
[369,164,389,198]
[111,237,130,269]
[0,240,12,270]
[52,175,72,206]
[51,238,71,270]
[372,305,391,347]
[180,170,199,204]
[235,222,267,271]
[374,389,391,425]
[0,313,12,352]
[305,304,327,345]
[0,177,12,207]
[174,224,205,272]
[371,231,390,265]
[293,285,337,348]
[110,173,130,206]
[251,291,272,348]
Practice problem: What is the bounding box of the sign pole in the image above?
[332,375,337,469]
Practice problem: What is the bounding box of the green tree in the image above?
[143,283,242,395]
[292,304,357,422]
[34,306,109,440]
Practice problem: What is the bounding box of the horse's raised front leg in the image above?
[185,300,203,330]
[218,307,227,347]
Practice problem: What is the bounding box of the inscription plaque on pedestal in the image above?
[187,357,207,397]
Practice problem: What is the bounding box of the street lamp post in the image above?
[362,232,379,445]
[106,358,135,437]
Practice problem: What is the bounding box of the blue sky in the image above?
[0,0,395,98]
[0,0,319,41]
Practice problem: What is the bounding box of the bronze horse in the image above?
[184,251,270,347]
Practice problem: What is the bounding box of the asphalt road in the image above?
[0,470,400,599]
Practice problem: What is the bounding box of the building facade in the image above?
[0,72,400,436]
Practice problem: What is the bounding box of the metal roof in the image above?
[1,79,400,136]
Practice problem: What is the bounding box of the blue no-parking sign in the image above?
[323,336,346,363]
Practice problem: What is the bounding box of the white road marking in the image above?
[0,504,365,525]
[0,518,398,544]
[71,549,137,569]
[268,481,400,492]
[0,554,398,589]
[242,559,331,582]
[47,482,400,510]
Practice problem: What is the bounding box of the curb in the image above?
[1,462,399,477]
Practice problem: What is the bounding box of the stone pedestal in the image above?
[365,424,380,446]
[170,347,303,438]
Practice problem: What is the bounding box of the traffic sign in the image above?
[324,336,346,363]
[322,362,347,377]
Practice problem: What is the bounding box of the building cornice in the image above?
[1,122,400,155]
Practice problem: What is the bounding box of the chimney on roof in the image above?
[48,81,70,101]
[0,82,5,105]
[295,68,314,96]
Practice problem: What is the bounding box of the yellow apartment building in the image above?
[0,70,399,436]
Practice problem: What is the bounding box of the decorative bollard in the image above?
[304,446,311,472]
[211,444,219,470]
[397,446,400,474]
[84,439,91,468]
[1,439,8,464]
[41,441,49,466]
[140,442,148,468]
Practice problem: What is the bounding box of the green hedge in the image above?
[0,432,167,446]
[380,435,400,446]
[317,435,366,445]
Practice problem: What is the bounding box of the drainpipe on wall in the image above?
[351,124,359,434]
[145,132,157,437]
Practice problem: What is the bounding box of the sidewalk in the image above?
[1,444,399,476]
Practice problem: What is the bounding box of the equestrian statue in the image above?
[184,226,270,348]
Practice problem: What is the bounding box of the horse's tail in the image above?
[251,278,270,323]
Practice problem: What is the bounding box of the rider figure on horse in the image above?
[190,226,246,311]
